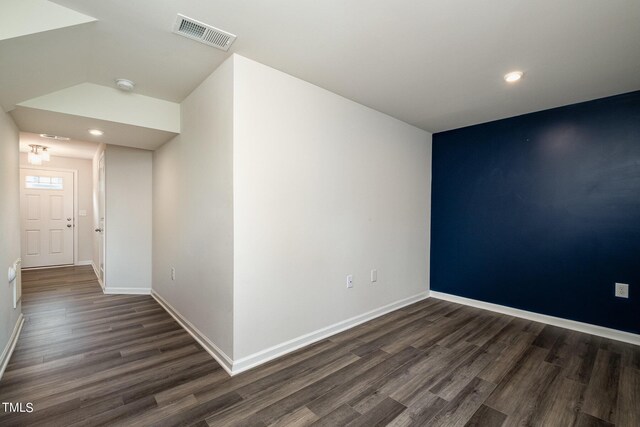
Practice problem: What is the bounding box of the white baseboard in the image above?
[429,291,640,346]
[0,314,24,380]
[231,291,430,375]
[151,290,234,375]
[91,262,104,289]
[151,289,429,376]
[103,287,151,295]
[22,264,73,270]
[74,260,93,266]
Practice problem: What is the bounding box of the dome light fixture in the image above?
[88,129,104,136]
[115,78,135,92]
[504,71,524,83]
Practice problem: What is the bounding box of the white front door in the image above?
[20,169,74,268]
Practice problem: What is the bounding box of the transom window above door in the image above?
[25,175,64,190]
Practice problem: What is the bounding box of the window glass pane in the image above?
[25,176,64,190]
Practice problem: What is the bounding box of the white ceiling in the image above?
[1,0,639,133]
[19,132,98,160]
[11,106,177,151]
[0,0,94,41]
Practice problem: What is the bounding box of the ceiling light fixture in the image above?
[504,71,524,83]
[115,78,135,92]
[39,133,70,141]
[28,145,51,165]
[41,147,50,162]
[88,129,104,136]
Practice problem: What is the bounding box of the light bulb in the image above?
[504,71,524,83]
[28,152,42,165]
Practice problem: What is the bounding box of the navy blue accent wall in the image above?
[431,91,640,334]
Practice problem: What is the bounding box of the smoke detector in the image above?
[172,14,236,51]
[115,78,135,92]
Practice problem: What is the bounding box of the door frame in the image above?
[97,151,106,288]
[20,165,80,267]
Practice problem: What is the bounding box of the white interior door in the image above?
[97,152,105,284]
[20,169,74,268]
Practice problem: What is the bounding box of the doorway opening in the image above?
[18,132,100,275]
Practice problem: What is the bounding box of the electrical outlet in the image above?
[371,269,377,283]
[615,282,629,298]
[346,275,353,289]
[171,267,176,281]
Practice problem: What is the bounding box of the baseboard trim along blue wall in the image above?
[431,91,640,335]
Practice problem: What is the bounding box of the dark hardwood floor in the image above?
[0,266,638,426]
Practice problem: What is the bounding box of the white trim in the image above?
[151,290,234,375]
[91,261,103,289]
[99,150,106,291]
[232,291,430,374]
[73,169,79,265]
[103,287,151,295]
[75,260,93,266]
[20,165,79,265]
[150,290,429,375]
[429,291,640,346]
[22,264,74,270]
[0,314,24,380]
[12,258,22,309]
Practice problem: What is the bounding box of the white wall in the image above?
[232,55,432,360]
[19,153,93,264]
[150,54,431,370]
[104,145,152,292]
[0,108,21,365]
[153,58,234,358]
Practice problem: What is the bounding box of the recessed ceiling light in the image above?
[88,129,104,136]
[504,71,524,83]
[115,78,135,92]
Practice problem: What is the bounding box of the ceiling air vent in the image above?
[172,14,236,51]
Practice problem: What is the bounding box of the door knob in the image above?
[95,228,102,232]
[67,224,72,228]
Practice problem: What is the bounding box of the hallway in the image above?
[0,266,223,426]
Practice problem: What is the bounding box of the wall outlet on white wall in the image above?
[346,274,353,288]
[171,267,176,281]
[371,269,377,283]
[615,282,629,298]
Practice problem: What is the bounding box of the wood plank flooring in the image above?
[1,266,639,426]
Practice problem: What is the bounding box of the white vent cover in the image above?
[172,14,236,51]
